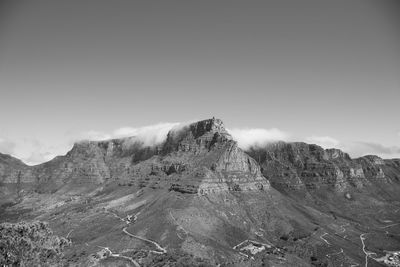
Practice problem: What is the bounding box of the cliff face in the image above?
[141,118,269,194]
[2,119,399,198]
[2,119,400,266]
[0,118,269,196]
[0,154,34,202]
[0,153,40,185]
[246,142,400,192]
[0,153,27,183]
[0,137,161,195]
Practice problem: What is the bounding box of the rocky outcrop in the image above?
[0,118,269,196]
[162,118,232,154]
[0,136,162,196]
[0,153,27,183]
[246,142,400,192]
[3,118,398,198]
[149,118,270,195]
[0,154,36,202]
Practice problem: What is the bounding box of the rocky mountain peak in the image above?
[324,148,351,161]
[188,117,230,139]
[360,155,385,165]
[162,118,232,154]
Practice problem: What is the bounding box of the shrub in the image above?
[0,221,70,266]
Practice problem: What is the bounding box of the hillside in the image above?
[1,118,399,266]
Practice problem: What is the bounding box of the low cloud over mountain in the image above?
[1,121,400,165]
[305,135,400,159]
[227,128,289,149]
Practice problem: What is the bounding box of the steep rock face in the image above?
[0,137,160,196]
[247,142,400,192]
[162,118,232,154]
[30,142,111,192]
[0,118,269,196]
[0,154,39,185]
[2,119,399,198]
[0,153,35,202]
[144,118,269,194]
[355,155,399,183]
[0,153,27,183]
[29,137,160,192]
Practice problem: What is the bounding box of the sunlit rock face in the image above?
[0,118,269,197]
[1,118,400,266]
[157,118,270,195]
[246,142,400,192]
[162,118,232,154]
[1,118,399,198]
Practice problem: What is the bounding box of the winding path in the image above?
[320,233,330,245]
[96,209,167,266]
[379,223,399,229]
[169,211,189,240]
[110,210,166,254]
[360,233,377,267]
[122,227,167,254]
[97,246,140,267]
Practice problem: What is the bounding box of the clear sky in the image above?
[0,0,399,164]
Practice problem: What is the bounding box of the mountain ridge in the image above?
[1,118,400,266]
[1,118,398,189]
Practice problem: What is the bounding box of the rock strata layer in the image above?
[246,142,400,192]
[0,118,270,196]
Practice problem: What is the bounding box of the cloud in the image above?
[357,142,400,154]
[343,142,400,159]
[0,121,191,165]
[78,122,183,147]
[80,123,289,151]
[2,121,399,166]
[227,128,289,150]
[23,151,58,166]
[303,136,400,159]
[112,122,181,146]
[305,136,340,149]
[0,138,16,155]
[0,137,62,166]
[79,131,112,141]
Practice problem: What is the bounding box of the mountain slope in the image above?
[247,141,400,192]
[1,118,400,266]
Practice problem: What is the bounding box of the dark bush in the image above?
[0,221,70,266]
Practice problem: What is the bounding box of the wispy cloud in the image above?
[79,131,112,141]
[2,121,400,166]
[0,122,188,165]
[304,135,400,159]
[0,137,61,166]
[343,142,400,159]
[78,122,182,146]
[23,151,58,165]
[227,128,289,150]
[112,122,181,146]
[0,138,16,155]
[305,135,340,149]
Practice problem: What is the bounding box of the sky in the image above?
[0,0,399,164]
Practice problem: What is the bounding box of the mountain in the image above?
[1,118,268,195]
[247,142,400,191]
[0,153,29,205]
[1,118,400,266]
[0,153,27,183]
